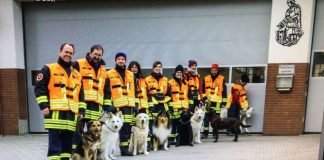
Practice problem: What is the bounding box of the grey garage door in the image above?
[23,0,271,132]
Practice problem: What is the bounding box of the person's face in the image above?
[89,49,103,64]
[130,64,138,74]
[116,56,126,67]
[190,64,197,71]
[175,71,182,79]
[153,64,162,74]
[59,44,74,63]
[211,68,218,76]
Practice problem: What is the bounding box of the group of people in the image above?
[34,43,250,160]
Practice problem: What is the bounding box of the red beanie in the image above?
[211,64,218,70]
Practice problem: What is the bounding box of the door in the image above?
[305,51,324,132]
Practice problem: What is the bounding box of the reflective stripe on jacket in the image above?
[47,63,82,114]
[203,75,225,103]
[168,79,189,109]
[107,69,135,107]
[78,58,106,105]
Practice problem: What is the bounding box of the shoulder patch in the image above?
[36,73,43,81]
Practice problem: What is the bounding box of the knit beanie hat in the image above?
[211,64,219,70]
[115,52,126,61]
[175,65,184,73]
[188,60,197,67]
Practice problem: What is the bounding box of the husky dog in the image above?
[190,106,205,144]
[128,113,150,156]
[100,111,123,160]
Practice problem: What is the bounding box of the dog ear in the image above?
[195,106,198,113]
[202,106,205,112]
[116,111,123,118]
[100,121,105,126]
[107,112,114,119]
[87,120,94,130]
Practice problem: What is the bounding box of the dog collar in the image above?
[107,127,118,133]
[180,119,190,125]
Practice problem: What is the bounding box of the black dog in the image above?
[208,110,250,142]
[176,110,193,147]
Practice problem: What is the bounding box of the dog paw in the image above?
[109,155,117,160]
[189,144,193,146]
[144,152,149,155]
[197,141,202,144]
[164,147,169,150]
[153,149,157,152]
[213,140,218,143]
[233,139,238,142]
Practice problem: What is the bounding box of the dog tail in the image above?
[240,123,252,128]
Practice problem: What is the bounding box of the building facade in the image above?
[0,0,322,135]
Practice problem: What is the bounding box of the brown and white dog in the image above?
[72,120,104,160]
[152,111,171,151]
[128,113,150,156]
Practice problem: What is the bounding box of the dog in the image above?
[208,109,250,142]
[72,120,104,160]
[152,110,171,151]
[240,107,254,133]
[100,111,123,160]
[190,106,205,144]
[128,113,150,156]
[176,110,193,147]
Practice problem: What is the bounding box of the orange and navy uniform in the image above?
[202,73,227,113]
[226,83,248,111]
[184,71,202,111]
[72,55,110,120]
[34,57,85,160]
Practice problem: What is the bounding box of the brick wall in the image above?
[0,69,27,135]
[263,63,308,135]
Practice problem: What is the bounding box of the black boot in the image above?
[120,148,133,156]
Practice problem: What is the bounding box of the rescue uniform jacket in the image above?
[184,71,202,104]
[34,57,85,131]
[73,54,110,119]
[168,78,189,109]
[135,77,151,110]
[226,83,249,110]
[145,73,171,105]
[202,73,227,104]
[106,66,136,108]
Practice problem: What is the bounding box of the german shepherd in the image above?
[72,119,104,160]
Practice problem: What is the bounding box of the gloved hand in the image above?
[154,93,165,101]
[169,107,174,113]
[149,107,154,113]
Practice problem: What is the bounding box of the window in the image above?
[231,67,266,83]
[312,52,324,77]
